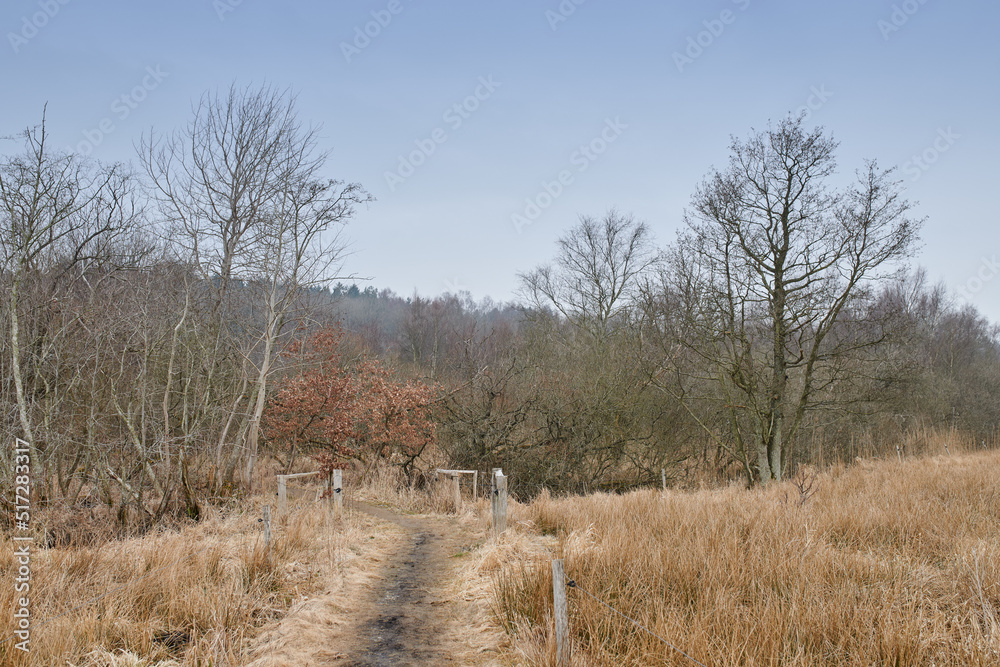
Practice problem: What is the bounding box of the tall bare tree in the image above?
[519,209,658,340]
[667,115,921,483]
[139,83,371,490]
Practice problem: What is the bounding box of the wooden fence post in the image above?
[332,469,343,519]
[552,559,569,666]
[450,473,461,514]
[661,468,667,491]
[325,472,332,511]
[277,476,287,515]
[493,471,508,537]
[262,505,272,548]
[491,467,501,520]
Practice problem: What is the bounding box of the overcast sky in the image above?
[2,0,998,321]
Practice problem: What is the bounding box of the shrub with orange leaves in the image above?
[264,327,438,478]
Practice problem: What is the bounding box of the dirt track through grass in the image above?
[339,500,489,666]
[244,498,496,666]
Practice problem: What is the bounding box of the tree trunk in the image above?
[9,276,36,455]
[243,286,282,489]
[765,269,789,482]
[756,438,770,482]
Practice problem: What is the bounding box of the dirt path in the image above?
[246,500,497,666]
[339,501,485,666]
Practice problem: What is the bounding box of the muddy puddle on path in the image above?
[341,502,465,666]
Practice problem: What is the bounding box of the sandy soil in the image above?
[246,500,500,666]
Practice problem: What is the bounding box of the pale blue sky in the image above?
[2,1,998,321]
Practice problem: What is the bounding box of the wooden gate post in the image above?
[450,473,462,514]
[493,471,508,537]
[552,559,569,665]
[332,469,343,519]
[277,476,288,515]
[491,468,501,523]
[325,471,333,511]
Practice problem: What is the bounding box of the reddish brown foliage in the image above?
[264,327,438,475]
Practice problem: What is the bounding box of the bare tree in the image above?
[514,211,683,492]
[667,115,921,483]
[0,110,142,478]
[139,83,371,490]
[519,209,658,339]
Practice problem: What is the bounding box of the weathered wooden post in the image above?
[277,475,288,514]
[661,468,667,491]
[493,470,508,537]
[262,505,272,548]
[491,467,501,521]
[332,469,344,519]
[552,559,569,665]
[450,473,462,514]
[325,471,333,511]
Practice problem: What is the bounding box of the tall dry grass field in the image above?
[492,451,1000,665]
[0,497,356,666]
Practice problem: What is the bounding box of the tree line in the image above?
[2,87,997,528]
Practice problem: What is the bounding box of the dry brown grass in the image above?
[0,494,369,666]
[351,459,478,515]
[242,508,406,666]
[490,450,1000,666]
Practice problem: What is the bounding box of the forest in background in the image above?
[2,85,998,531]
